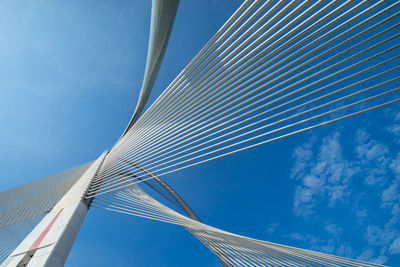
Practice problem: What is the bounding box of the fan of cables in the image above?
[0,162,92,263]
[87,0,399,198]
[92,183,383,266]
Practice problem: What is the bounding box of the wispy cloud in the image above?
[386,112,400,143]
[266,222,280,234]
[291,132,356,216]
[390,237,400,255]
[289,109,400,264]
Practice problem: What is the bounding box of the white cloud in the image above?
[337,243,352,258]
[386,112,400,140]
[303,175,324,189]
[324,223,342,236]
[293,186,315,217]
[390,154,400,179]
[290,142,314,179]
[387,124,400,136]
[389,237,400,255]
[287,232,319,245]
[364,225,396,248]
[287,231,339,255]
[289,110,400,264]
[357,249,375,262]
[266,222,279,234]
[355,208,368,222]
[357,249,388,265]
[382,182,398,203]
[291,132,354,215]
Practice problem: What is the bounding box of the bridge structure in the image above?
[0,0,399,266]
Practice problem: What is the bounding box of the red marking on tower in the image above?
[29,208,64,250]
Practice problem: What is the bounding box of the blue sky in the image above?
[0,0,399,266]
